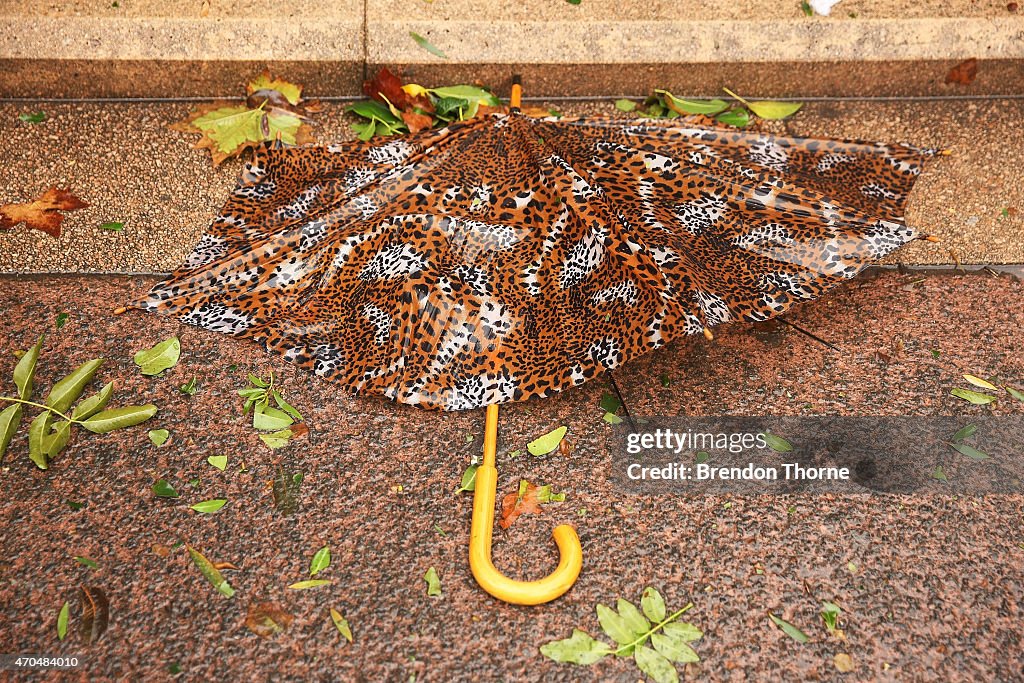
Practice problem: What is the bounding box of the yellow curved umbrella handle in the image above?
[469,404,583,605]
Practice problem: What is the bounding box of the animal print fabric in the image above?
[134,113,936,410]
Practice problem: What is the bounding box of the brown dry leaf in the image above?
[152,544,171,557]
[213,561,240,571]
[834,653,855,673]
[290,422,310,439]
[945,58,978,85]
[79,585,110,644]
[499,482,543,529]
[0,188,89,237]
[402,110,434,134]
[245,602,293,638]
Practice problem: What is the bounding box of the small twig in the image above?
[0,396,79,424]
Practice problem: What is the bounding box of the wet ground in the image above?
[1,270,1022,681]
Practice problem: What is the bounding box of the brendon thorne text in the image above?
[626,461,851,481]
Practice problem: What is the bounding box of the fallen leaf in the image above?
[834,653,855,672]
[410,31,448,59]
[950,388,997,405]
[289,579,332,590]
[0,188,89,237]
[615,99,637,112]
[528,426,568,455]
[134,336,180,376]
[152,478,179,498]
[207,454,227,470]
[424,566,442,596]
[100,221,124,232]
[949,442,990,460]
[246,69,302,106]
[763,432,794,452]
[500,481,544,529]
[331,607,353,642]
[945,58,978,85]
[963,374,999,391]
[75,556,99,570]
[187,544,235,597]
[310,545,331,576]
[402,110,434,134]
[245,602,293,637]
[148,429,169,447]
[456,463,479,493]
[191,499,227,514]
[79,585,110,644]
[768,612,809,643]
[19,111,46,123]
[56,601,69,640]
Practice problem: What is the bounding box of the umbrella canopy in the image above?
[132,111,935,410]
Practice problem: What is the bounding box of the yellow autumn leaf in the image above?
[402,83,429,98]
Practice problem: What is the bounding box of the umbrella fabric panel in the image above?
[134,114,934,410]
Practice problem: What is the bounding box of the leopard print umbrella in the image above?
[132,112,937,410]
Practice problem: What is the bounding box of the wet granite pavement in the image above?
[0,270,1022,681]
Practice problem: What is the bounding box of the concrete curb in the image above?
[1,13,1022,97]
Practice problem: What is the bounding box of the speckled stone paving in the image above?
[0,270,1021,681]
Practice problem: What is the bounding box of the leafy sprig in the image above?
[237,371,305,449]
[540,587,701,683]
[617,87,803,128]
[0,335,157,469]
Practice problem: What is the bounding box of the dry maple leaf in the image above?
[945,58,978,85]
[245,602,294,638]
[172,70,317,166]
[0,188,88,237]
[499,483,544,529]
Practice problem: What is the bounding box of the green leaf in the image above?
[133,337,180,376]
[14,334,44,400]
[951,388,997,405]
[347,100,401,124]
[634,645,679,683]
[148,429,169,447]
[663,621,703,642]
[614,99,637,112]
[658,372,671,388]
[655,90,729,115]
[566,0,582,4]
[20,111,46,123]
[715,108,751,128]
[207,454,227,471]
[28,411,53,469]
[951,423,978,442]
[949,442,990,460]
[100,221,124,232]
[191,499,227,514]
[1006,386,1024,402]
[410,31,448,59]
[81,404,157,433]
[46,358,103,413]
[272,390,303,421]
[820,601,841,631]
[430,85,498,104]
[247,373,269,388]
[540,628,609,665]
[763,432,793,452]
[651,632,700,663]
[457,463,479,493]
[768,613,809,643]
[536,484,566,503]
[260,428,293,449]
[597,603,638,650]
[57,601,69,640]
[253,405,293,431]
[55,312,69,329]
[179,377,198,396]
[963,374,999,391]
[694,451,710,464]
[641,587,667,622]
[603,412,623,425]
[152,478,179,498]
[600,392,621,414]
[424,566,442,596]
[310,545,331,576]
[70,381,114,420]
[352,120,377,141]
[289,579,332,590]
[617,598,652,636]
[187,545,234,598]
[330,608,353,642]
[75,556,99,569]
[800,1,813,16]
[746,99,803,119]
[0,403,24,460]
[43,420,71,459]
[528,425,567,455]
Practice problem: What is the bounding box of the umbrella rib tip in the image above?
[702,327,714,341]
[921,235,941,243]
[112,306,128,315]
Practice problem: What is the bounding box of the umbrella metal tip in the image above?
[702,327,714,341]
[939,148,953,156]
[922,235,941,243]
[113,306,128,315]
